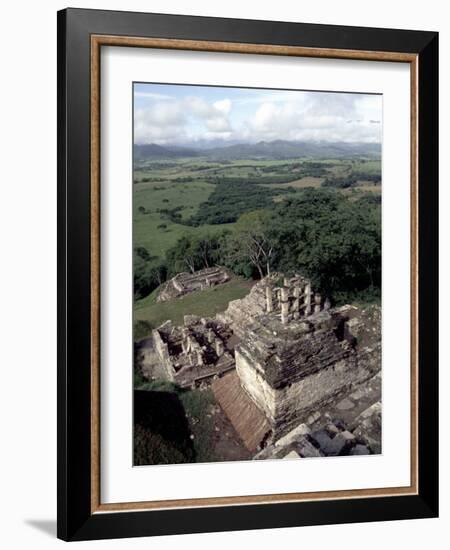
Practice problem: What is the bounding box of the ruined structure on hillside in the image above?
[215,274,381,451]
[152,316,236,388]
[157,266,230,302]
[218,274,330,333]
[140,271,381,457]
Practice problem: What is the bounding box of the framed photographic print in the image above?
[57,8,438,541]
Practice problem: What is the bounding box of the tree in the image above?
[226,210,275,279]
[166,236,199,273]
[267,189,381,301]
[165,233,227,276]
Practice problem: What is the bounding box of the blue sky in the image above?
[133,82,382,146]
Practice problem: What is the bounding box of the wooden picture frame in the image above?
[57,8,438,541]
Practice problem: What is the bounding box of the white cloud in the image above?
[213,98,231,114]
[247,94,382,143]
[134,91,172,100]
[134,90,382,145]
[134,101,187,143]
[134,96,233,143]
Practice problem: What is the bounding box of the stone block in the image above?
[311,429,332,449]
[350,444,371,456]
[297,437,323,458]
[340,430,356,442]
[275,423,311,448]
[322,433,350,456]
[282,450,301,460]
[325,423,340,436]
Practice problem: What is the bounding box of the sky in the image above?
[133,82,382,146]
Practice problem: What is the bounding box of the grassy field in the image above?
[133,156,381,260]
[134,179,232,258]
[261,176,324,189]
[343,184,382,197]
[133,155,381,320]
[134,278,253,330]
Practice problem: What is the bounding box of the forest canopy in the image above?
[134,188,381,305]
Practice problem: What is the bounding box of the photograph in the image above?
[132,82,383,466]
[53,5,438,542]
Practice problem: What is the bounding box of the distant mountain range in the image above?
[134,140,381,161]
[133,143,201,160]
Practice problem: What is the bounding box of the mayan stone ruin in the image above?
[157,266,230,302]
[150,316,236,388]
[138,272,382,458]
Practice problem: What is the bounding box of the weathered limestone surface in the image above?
[152,316,235,388]
[352,402,382,454]
[152,325,175,382]
[218,273,319,338]
[235,312,379,438]
[230,277,381,441]
[148,273,381,456]
[254,389,380,460]
[157,267,230,302]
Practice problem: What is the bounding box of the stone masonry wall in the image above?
[234,304,381,440]
[235,348,276,421]
[236,343,379,439]
[151,329,175,382]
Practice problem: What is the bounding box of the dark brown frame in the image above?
[58,8,438,541]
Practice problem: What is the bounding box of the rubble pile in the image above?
[157,267,230,302]
[152,316,235,388]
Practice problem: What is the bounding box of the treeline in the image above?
[134,246,167,300]
[133,233,226,300]
[189,181,284,225]
[264,190,381,300]
[134,188,381,304]
[204,174,301,185]
[322,173,381,189]
[260,161,330,177]
[154,181,294,227]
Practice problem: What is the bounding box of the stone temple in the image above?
[157,267,230,302]
[138,272,381,458]
[151,316,236,388]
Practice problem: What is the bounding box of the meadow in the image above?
[134,156,380,256]
[133,154,381,331]
[134,277,253,333]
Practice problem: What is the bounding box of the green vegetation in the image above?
[225,210,275,279]
[132,149,382,466]
[266,189,381,302]
[165,233,226,275]
[134,380,218,464]
[133,154,382,322]
[134,388,195,465]
[178,389,217,463]
[134,319,152,340]
[158,188,381,302]
[133,179,228,257]
[134,247,167,300]
[134,278,253,329]
[322,173,381,189]
[188,181,285,225]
